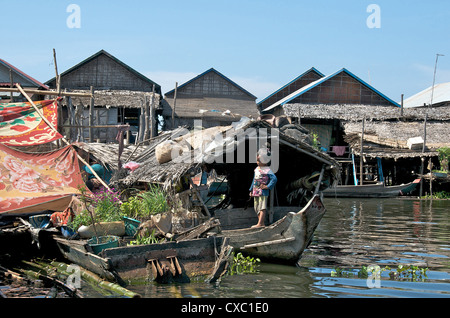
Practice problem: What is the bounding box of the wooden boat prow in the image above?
[212,195,326,264]
[53,235,232,285]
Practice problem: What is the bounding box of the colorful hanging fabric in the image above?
[0,143,84,215]
[0,99,62,146]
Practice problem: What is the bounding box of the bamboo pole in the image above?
[89,86,94,142]
[53,48,61,96]
[49,261,140,298]
[16,84,110,191]
[172,82,178,128]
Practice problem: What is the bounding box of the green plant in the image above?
[127,229,163,246]
[437,147,450,172]
[422,191,450,200]
[120,196,143,219]
[92,188,123,222]
[119,185,170,220]
[229,252,260,275]
[310,132,320,150]
[137,185,169,216]
[68,186,123,231]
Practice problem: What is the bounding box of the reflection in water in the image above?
[303,198,450,271]
[127,198,450,298]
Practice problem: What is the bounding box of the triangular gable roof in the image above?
[263,68,400,112]
[164,68,257,100]
[257,67,324,107]
[0,58,48,89]
[403,82,450,108]
[45,50,161,94]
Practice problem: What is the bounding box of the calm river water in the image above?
[128,198,450,298]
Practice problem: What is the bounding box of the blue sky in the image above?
[2,0,450,102]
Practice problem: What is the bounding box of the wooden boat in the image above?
[53,235,232,286]
[211,195,326,264]
[322,178,421,198]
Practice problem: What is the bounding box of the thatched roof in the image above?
[74,127,191,188]
[46,89,160,109]
[282,103,450,159]
[343,121,450,159]
[283,103,450,121]
[76,120,341,190]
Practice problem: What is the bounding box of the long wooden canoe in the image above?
[322,178,420,198]
[53,235,232,286]
[211,195,326,264]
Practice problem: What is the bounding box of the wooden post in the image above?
[420,106,428,198]
[66,93,74,141]
[89,86,94,142]
[360,116,365,185]
[314,165,326,195]
[150,84,155,138]
[53,48,61,96]
[400,94,404,117]
[172,82,178,128]
[9,69,13,102]
[144,94,149,140]
[139,104,145,143]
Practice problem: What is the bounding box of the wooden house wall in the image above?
[289,72,393,106]
[165,71,254,100]
[63,107,118,143]
[163,71,258,128]
[258,71,323,111]
[51,54,156,92]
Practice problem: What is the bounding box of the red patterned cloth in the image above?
[0,99,62,146]
[0,144,84,215]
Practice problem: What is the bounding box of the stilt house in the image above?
[162,68,259,129]
[45,50,161,143]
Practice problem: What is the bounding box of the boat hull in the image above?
[54,236,231,285]
[322,179,420,198]
[213,195,326,264]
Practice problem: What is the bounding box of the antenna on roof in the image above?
[430,54,444,107]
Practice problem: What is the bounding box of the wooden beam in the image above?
[61,124,130,129]
[172,82,178,128]
[0,87,93,98]
[360,116,365,185]
[89,86,94,142]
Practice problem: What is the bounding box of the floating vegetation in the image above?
[331,264,429,282]
[229,252,260,275]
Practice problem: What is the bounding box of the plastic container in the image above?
[28,214,52,229]
[61,226,77,239]
[87,235,119,255]
[78,221,125,238]
[122,216,141,237]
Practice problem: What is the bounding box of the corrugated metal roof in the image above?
[0,58,48,89]
[256,67,324,107]
[402,82,450,108]
[263,68,401,112]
